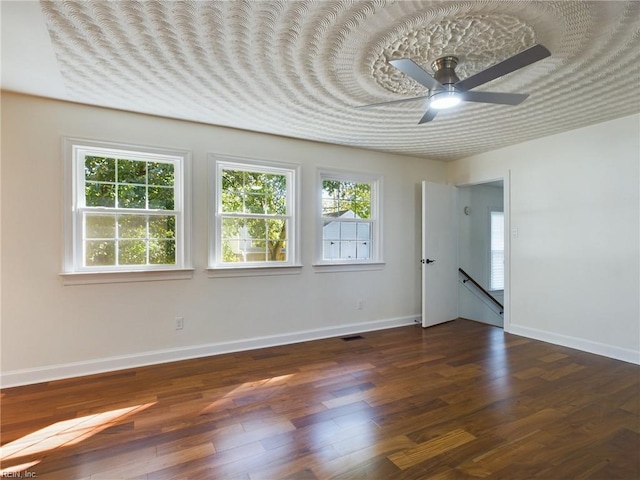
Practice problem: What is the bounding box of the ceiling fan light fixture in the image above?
[430,91,461,109]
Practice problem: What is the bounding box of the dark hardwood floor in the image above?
[1,319,639,479]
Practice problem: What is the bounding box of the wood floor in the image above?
[1,320,639,479]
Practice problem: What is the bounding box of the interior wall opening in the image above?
[457,180,505,328]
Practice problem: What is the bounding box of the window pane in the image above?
[266,193,287,215]
[267,240,286,262]
[222,217,244,239]
[118,215,147,239]
[353,183,371,219]
[243,171,262,192]
[118,240,146,265]
[221,218,245,263]
[246,218,267,246]
[246,251,267,262]
[322,180,371,219]
[354,184,371,203]
[221,169,287,215]
[221,191,242,213]
[263,174,287,214]
[340,222,357,241]
[148,186,174,210]
[356,222,371,241]
[221,169,244,213]
[322,180,342,215]
[118,159,146,184]
[85,240,115,266]
[491,251,504,290]
[356,241,370,259]
[322,219,340,241]
[267,219,286,240]
[85,156,115,182]
[322,199,341,216]
[322,226,371,260]
[222,239,242,263]
[323,240,339,259]
[339,199,355,214]
[118,185,146,208]
[491,212,504,250]
[490,211,505,290]
[148,162,174,186]
[85,182,116,207]
[340,241,356,259]
[149,240,176,265]
[219,216,288,263]
[149,216,176,239]
[267,219,287,261]
[244,193,266,214]
[85,214,115,238]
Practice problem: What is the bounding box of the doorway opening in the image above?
[457,180,506,328]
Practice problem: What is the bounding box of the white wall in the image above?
[457,184,504,327]
[0,93,447,386]
[449,114,640,363]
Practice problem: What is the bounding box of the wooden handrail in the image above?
[458,267,504,313]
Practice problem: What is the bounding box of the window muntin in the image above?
[212,160,297,268]
[319,173,381,263]
[490,210,505,290]
[65,140,189,273]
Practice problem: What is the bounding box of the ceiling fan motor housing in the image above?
[431,56,461,90]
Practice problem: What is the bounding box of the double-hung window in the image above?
[490,210,505,290]
[63,138,191,280]
[317,171,382,266]
[210,156,299,271]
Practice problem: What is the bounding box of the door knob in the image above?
[421,259,436,264]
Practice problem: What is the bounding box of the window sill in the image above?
[60,268,195,285]
[312,262,385,273]
[207,265,303,278]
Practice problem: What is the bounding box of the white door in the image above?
[422,181,459,327]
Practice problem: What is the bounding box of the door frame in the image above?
[455,172,511,332]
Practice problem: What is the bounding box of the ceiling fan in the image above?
[358,44,551,124]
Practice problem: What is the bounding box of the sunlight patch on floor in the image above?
[0,402,156,466]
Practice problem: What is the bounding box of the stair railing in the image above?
[458,268,504,315]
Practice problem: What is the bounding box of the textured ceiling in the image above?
[3,1,640,161]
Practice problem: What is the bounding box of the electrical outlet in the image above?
[175,317,184,330]
[357,299,363,310]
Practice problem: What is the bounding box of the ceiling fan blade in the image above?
[455,44,551,92]
[355,95,429,109]
[418,108,438,124]
[389,59,443,91]
[461,91,529,106]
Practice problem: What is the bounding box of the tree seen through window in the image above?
[83,156,176,267]
[220,169,289,263]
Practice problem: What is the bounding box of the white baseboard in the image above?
[0,316,419,388]
[508,324,640,365]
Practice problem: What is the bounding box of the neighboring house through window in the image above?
[318,171,382,265]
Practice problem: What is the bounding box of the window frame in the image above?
[208,154,301,276]
[314,169,383,271]
[61,137,193,284]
